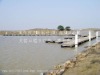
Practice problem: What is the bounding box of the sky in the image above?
[0,0,100,30]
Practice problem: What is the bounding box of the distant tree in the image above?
[57,25,64,31]
[65,26,71,31]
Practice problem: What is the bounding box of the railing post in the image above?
[77,30,80,35]
[75,34,78,48]
[96,31,98,39]
[89,30,91,41]
[96,31,99,43]
[88,30,92,46]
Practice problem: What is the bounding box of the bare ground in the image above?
[63,42,100,75]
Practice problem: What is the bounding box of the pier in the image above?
[61,36,96,48]
[45,30,99,48]
[45,39,71,44]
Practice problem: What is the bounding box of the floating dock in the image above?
[45,40,55,43]
[45,39,71,44]
[61,36,96,48]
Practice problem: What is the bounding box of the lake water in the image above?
[0,36,100,75]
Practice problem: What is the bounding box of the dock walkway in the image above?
[61,36,96,48]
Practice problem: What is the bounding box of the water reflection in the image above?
[88,40,92,47]
[96,36,99,43]
[74,45,78,55]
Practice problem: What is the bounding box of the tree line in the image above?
[57,25,71,31]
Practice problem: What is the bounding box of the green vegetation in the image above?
[65,26,71,31]
[57,25,71,31]
[57,25,64,31]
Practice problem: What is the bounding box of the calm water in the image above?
[0,36,100,75]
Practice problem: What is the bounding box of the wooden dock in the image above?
[45,39,71,44]
[45,40,55,43]
[61,36,96,48]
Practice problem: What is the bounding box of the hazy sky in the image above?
[0,0,100,30]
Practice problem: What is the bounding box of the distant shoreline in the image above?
[0,29,73,36]
[0,28,99,36]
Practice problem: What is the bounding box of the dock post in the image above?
[75,44,78,48]
[88,31,92,46]
[77,30,80,35]
[96,31,99,43]
[75,33,78,54]
[89,31,91,41]
[96,31,98,39]
[75,34,78,48]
